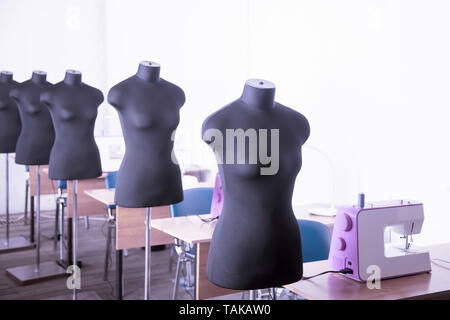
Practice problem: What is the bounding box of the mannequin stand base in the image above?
[0,237,35,254]
[6,261,67,285]
[56,259,82,270]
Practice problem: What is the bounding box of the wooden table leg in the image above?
[195,242,241,300]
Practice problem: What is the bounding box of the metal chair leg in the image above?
[186,260,193,289]
[104,221,112,281]
[172,252,184,300]
[271,287,277,300]
[169,244,174,273]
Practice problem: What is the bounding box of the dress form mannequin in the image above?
[108,61,185,207]
[108,61,185,299]
[40,70,103,180]
[40,70,103,299]
[10,71,54,165]
[202,79,310,290]
[0,71,34,254]
[0,71,21,153]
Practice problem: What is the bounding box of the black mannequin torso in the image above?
[10,71,54,165]
[108,61,185,207]
[202,79,310,289]
[40,70,103,180]
[0,71,21,153]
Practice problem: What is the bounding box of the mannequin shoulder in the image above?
[201,103,234,135]
[8,81,24,99]
[107,77,137,108]
[39,84,56,105]
[83,84,104,104]
[160,79,186,106]
[276,103,310,141]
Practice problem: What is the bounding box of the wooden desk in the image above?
[152,209,336,300]
[66,176,107,218]
[83,189,173,249]
[83,188,173,300]
[284,242,450,300]
[152,214,240,300]
[30,165,55,196]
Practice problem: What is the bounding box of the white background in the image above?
[0,0,449,245]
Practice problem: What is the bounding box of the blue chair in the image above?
[104,171,118,281]
[171,187,214,300]
[297,219,331,262]
[256,219,331,300]
[56,180,67,190]
[105,171,118,190]
[105,171,118,212]
[171,187,214,217]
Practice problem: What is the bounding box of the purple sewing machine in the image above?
[329,194,431,282]
[210,173,223,219]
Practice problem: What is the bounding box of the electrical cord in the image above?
[196,215,218,223]
[433,258,450,264]
[431,259,450,271]
[302,268,353,280]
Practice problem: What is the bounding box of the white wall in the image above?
[247,0,450,245]
[1,0,449,245]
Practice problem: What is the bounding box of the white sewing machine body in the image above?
[329,200,432,282]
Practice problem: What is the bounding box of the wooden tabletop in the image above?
[284,242,450,300]
[84,188,115,206]
[151,214,216,244]
[151,206,335,245]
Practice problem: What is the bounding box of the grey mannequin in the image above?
[40,70,103,180]
[10,71,54,165]
[108,61,185,207]
[0,71,21,153]
[202,79,310,289]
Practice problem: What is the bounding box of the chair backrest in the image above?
[171,188,214,217]
[57,180,67,190]
[105,171,118,189]
[297,219,331,263]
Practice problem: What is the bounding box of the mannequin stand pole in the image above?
[72,180,78,300]
[144,207,152,300]
[6,154,9,244]
[0,154,34,254]
[36,165,41,270]
[5,165,66,284]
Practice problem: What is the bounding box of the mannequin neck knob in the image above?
[31,71,47,84]
[137,61,161,82]
[0,71,13,84]
[241,79,276,110]
[64,70,82,86]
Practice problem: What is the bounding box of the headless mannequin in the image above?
[108,61,185,207]
[0,71,21,153]
[10,71,54,165]
[40,70,103,180]
[202,79,310,289]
